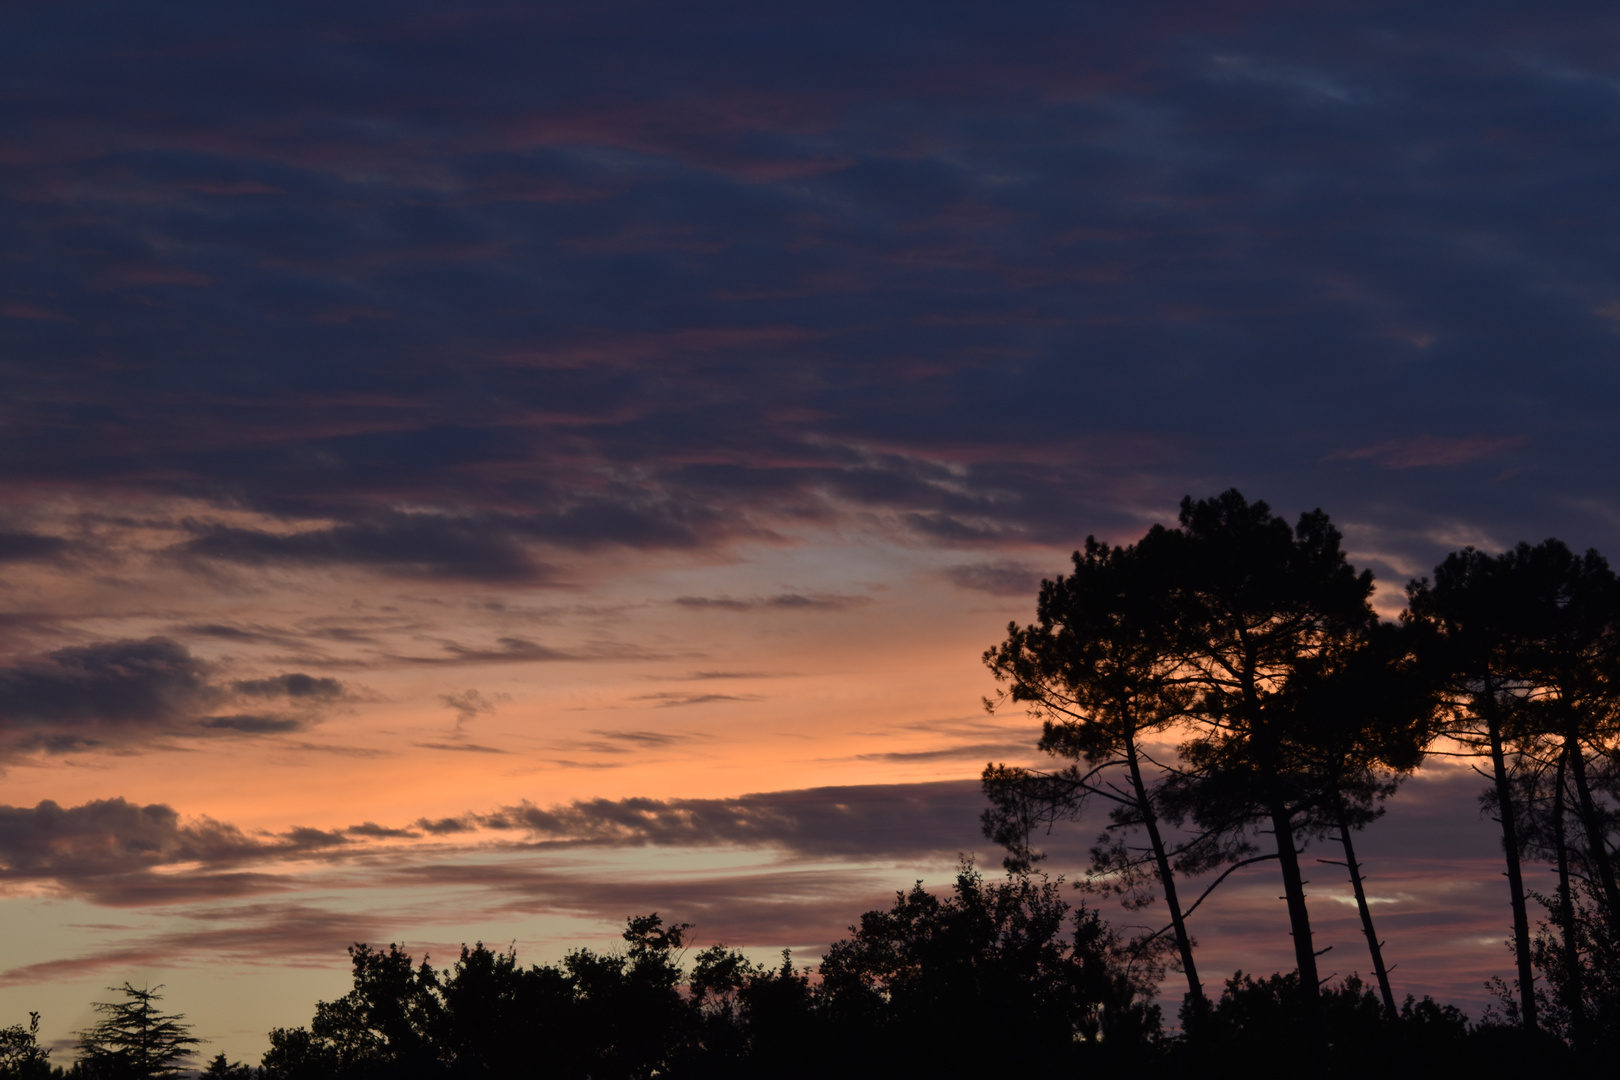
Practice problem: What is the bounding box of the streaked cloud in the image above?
[0,638,354,758]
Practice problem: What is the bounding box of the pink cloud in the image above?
[1326,434,1527,469]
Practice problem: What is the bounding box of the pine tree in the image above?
[75,984,199,1079]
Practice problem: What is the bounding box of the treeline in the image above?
[0,865,1556,1080]
[981,489,1620,1060]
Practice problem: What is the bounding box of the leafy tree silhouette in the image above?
[817,861,1160,1073]
[264,917,700,1080]
[0,1013,51,1080]
[74,984,199,1080]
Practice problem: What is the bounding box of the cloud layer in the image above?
[0,638,351,757]
[0,0,1616,590]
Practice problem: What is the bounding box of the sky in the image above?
[2,0,1619,1062]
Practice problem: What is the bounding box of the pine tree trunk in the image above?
[1336,816,1397,1021]
[1486,691,1538,1033]
[1270,801,1323,1024]
[1562,720,1620,928]
[1553,748,1585,1048]
[1126,735,1204,1008]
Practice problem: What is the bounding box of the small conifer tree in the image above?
[75,984,199,1079]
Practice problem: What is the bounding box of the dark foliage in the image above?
[70,986,198,1080]
[816,863,1159,1073]
[0,1014,50,1080]
[245,862,1161,1080]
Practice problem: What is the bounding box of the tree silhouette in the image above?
[1407,547,1540,1033]
[200,1052,255,1079]
[1438,540,1620,1048]
[981,535,1221,1010]
[74,984,199,1079]
[817,861,1159,1072]
[1403,541,1612,1036]
[265,918,701,1080]
[0,1013,50,1080]
[1152,490,1392,1045]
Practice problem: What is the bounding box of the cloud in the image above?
[0,0,1615,603]
[854,741,1039,763]
[413,742,510,754]
[439,688,511,724]
[0,532,69,564]
[389,637,657,665]
[676,671,773,681]
[942,560,1047,596]
[673,594,871,612]
[0,797,353,905]
[178,514,547,583]
[477,780,988,858]
[0,901,385,986]
[629,692,762,708]
[346,822,419,839]
[0,638,352,757]
[414,816,479,836]
[233,673,348,700]
[0,638,216,738]
[587,729,687,746]
[1324,435,1528,470]
[199,714,305,734]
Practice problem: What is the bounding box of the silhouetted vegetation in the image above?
[981,490,1620,1073]
[12,489,1620,1076]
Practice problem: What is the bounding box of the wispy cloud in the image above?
[1324,435,1527,470]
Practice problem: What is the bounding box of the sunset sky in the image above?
[3,0,1619,1062]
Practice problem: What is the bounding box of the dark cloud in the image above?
[478,780,988,858]
[346,822,420,839]
[173,623,291,644]
[178,514,547,583]
[630,692,761,708]
[387,637,654,665]
[587,729,686,746]
[673,594,871,612]
[0,638,215,736]
[439,688,509,723]
[854,741,1040,763]
[234,673,348,700]
[199,714,305,734]
[0,784,985,888]
[1323,435,1530,470]
[677,671,772,681]
[0,1,1616,583]
[414,816,479,836]
[0,532,69,564]
[414,742,510,754]
[942,560,1049,597]
[0,797,354,905]
[0,638,351,756]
